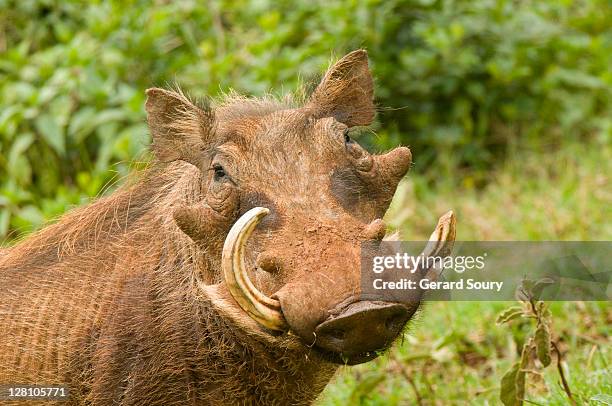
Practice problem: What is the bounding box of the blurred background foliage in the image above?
[0,0,610,240]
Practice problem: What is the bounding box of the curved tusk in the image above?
[420,210,456,260]
[222,207,288,331]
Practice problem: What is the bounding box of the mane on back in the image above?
[0,161,202,274]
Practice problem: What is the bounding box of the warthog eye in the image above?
[213,164,227,181]
[343,128,353,144]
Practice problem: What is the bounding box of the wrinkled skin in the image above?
[218,115,412,359]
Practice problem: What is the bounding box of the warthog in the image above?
[0,50,455,405]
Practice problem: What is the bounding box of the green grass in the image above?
[387,141,611,241]
[319,302,610,405]
[318,142,612,405]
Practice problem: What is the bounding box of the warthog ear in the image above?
[145,88,214,165]
[305,49,375,127]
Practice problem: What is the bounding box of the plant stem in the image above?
[551,341,576,405]
[396,365,423,406]
[405,375,423,406]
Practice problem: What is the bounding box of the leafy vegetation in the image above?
[0,0,610,404]
[498,278,573,406]
[1,0,610,239]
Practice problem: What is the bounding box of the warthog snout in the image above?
[222,206,456,365]
[314,301,413,364]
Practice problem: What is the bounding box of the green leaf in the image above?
[532,277,555,300]
[68,107,97,143]
[11,205,45,232]
[535,321,552,367]
[515,278,535,302]
[7,133,34,185]
[500,362,523,406]
[94,109,127,128]
[496,307,524,324]
[8,132,34,158]
[501,341,529,406]
[69,108,127,144]
[35,113,65,156]
[0,105,21,139]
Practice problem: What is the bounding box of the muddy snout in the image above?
[314,301,412,364]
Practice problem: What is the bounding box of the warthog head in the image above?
[145,50,455,365]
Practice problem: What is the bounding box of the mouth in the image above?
[308,345,384,365]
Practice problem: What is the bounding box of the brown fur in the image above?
[0,162,335,405]
[0,50,412,405]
